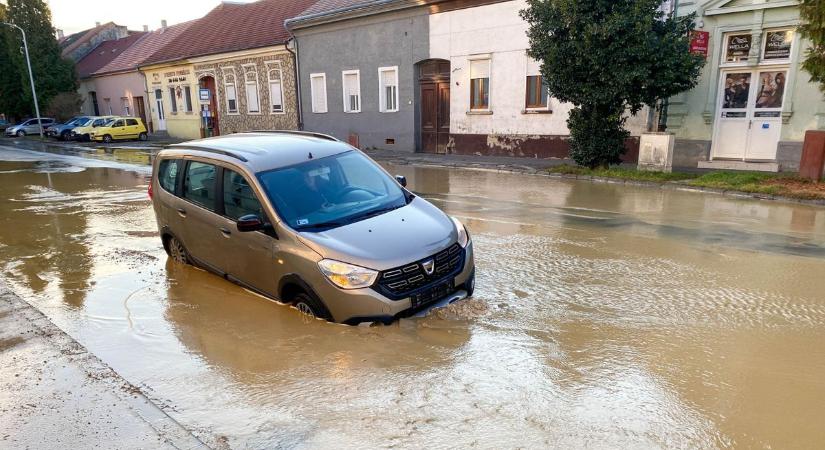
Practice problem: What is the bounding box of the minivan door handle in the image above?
[219,227,231,237]
[176,208,187,218]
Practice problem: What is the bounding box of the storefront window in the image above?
[762,29,794,61]
[724,33,752,63]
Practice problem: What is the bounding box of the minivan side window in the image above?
[113,120,125,127]
[183,161,217,211]
[158,159,179,194]
[126,118,138,126]
[223,169,264,221]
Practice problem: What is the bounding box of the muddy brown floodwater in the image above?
[1,146,825,448]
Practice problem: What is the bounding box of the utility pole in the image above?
[2,21,44,138]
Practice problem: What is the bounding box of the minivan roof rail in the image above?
[244,130,340,142]
[168,144,249,162]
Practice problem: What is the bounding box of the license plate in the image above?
[411,280,454,309]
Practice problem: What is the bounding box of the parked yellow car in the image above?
[71,116,117,141]
[91,117,148,143]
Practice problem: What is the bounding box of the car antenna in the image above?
[308,152,313,160]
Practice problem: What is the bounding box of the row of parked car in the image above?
[4,116,148,143]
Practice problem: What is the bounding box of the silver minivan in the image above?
[150,131,475,324]
[5,117,55,137]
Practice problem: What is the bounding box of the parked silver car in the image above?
[5,118,55,137]
[150,131,475,324]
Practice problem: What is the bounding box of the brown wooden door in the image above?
[421,83,438,153]
[419,59,451,154]
[134,97,147,130]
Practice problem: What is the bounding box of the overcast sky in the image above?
[44,0,257,35]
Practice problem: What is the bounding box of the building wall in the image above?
[90,72,150,122]
[193,49,298,135]
[64,25,129,62]
[428,0,648,158]
[141,63,202,140]
[668,0,825,167]
[294,8,430,152]
[77,79,97,116]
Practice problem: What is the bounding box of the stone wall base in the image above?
[447,133,641,163]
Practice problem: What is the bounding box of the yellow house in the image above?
[137,0,314,140]
[141,63,201,139]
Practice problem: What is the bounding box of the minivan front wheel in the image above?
[292,292,331,322]
[167,236,189,265]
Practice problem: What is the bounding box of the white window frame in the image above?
[378,66,399,113]
[525,59,550,112]
[222,67,239,115]
[243,64,261,114]
[761,27,795,65]
[721,31,753,66]
[310,72,327,113]
[341,69,361,113]
[468,56,492,112]
[183,85,193,113]
[265,61,285,114]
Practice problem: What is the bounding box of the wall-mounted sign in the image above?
[725,33,751,62]
[764,30,793,60]
[689,31,710,58]
[199,89,210,102]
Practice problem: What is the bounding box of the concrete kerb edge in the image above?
[369,155,825,207]
[0,281,209,450]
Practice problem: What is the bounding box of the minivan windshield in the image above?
[257,150,409,231]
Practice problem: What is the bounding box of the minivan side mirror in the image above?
[395,175,407,187]
[237,214,264,232]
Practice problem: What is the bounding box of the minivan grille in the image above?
[373,243,465,300]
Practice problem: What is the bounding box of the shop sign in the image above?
[726,33,751,62]
[199,89,210,102]
[764,30,793,60]
[689,31,710,58]
[164,69,190,84]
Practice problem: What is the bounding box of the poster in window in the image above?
[722,73,751,109]
[755,71,787,109]
[725,34,751,62]
[764,30,793,60]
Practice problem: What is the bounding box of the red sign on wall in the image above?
[690,31,710,58]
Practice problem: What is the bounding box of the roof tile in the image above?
[93,21,196,76]
[75,32,147,79]
[142,0,318,66]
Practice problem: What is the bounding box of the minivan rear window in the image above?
[183,161,217,211]
[158,159,179,194]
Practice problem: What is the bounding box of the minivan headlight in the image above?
[318,259,378,290]
[451,216,470,247]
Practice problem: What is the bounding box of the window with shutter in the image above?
[310,73,327,113]
[243,65,260,113]
[470,59,490,110]
[342,70,361,113]
[378,66,398,113]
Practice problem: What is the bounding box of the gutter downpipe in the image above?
[285,26,303,131]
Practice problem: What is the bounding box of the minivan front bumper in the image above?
[316,241,476,325]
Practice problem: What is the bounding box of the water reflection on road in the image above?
[1,148,824,448]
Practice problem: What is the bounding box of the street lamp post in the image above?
[1,21,44,138]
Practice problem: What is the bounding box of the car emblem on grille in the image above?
[422,259,435,276]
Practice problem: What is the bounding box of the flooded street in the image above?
[2,145,825,448]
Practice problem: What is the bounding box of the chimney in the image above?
[161,20,167,30]
[95,21,101,27]
[143,25,149,32]
[56,29,64,39]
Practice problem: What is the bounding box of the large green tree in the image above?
[0,3,24,121]
[3,0,76,120]
[521,0,705,168]
[799,0,825,93]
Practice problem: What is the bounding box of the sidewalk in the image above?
[364,148,575,174]
[0,283,207,450]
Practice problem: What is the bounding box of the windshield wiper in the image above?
[297,221,345,231]
[350,204,404,222]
